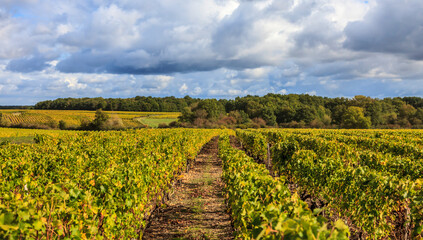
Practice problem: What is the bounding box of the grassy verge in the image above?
[0,136,35,144]
[136,118,178,128]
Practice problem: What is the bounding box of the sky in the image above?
[1,0,423,105]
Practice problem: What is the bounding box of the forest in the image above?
[33,94,423,129]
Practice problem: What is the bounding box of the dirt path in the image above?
[143,137,234,240]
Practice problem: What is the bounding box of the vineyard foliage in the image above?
[236,129,423,239]
[0,129,221,239]
[2,126,422,239]
[0,128,66,138]
[218,134,349,239]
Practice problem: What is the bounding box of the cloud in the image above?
[58,77,88,91]
[59,4,142,50]
[1,0,367,76]
[279,89,288,94]
[179,83,188,95]
[2,0,423,104]
[141,75,173,89]
[238,67,271,79]
[6,55,52,73]
[52,1,239,74]
[344,0,423,60]
[306,90,317,96]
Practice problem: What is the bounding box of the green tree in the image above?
[90,109,110,130]
[262,107,277,126]
[398,104,417,119]
[228,111,242,124]
[331,105,347,125]
[416,108,423,122]
[342,106,371,129]
[352,95,373,108]
[366,101,383,126]
[58,120,67,130]
[178,107,194,123]
[245,100,263,119]
[295,106,317,124]
[195,99,225,120]
[194,109,208,119]
[276,106,295,124]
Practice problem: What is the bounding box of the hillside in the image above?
[0,109,179,129]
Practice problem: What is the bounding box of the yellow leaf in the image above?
[266,225,272,235]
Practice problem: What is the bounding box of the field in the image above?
[0,127,422,239]
[135,118,178,128]
[0,109,180,128]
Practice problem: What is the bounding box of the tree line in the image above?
[35,94,423,129]
[34,96,196,112]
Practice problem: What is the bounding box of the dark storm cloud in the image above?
[344,0,423,60]
[55,49,220,74]
[6,55,50,73]
[56,49,268,75]
[309,61,357,78]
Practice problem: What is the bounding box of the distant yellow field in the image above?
[0,127,72,138]
[0,109,180,128]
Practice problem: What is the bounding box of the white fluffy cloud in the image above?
[1,0,423,104]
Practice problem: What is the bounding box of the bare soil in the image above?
[229,135,242,151]
[142,137,234,240]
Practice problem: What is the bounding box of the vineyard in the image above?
[0,128,67,138]
[0,129,226,239]
[0,128,422,239]
[0,110,180,128]
[236,129,423,239]
[219,134,349,239]
[0,128,73,145]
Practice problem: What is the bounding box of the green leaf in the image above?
[33,220,43,231]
